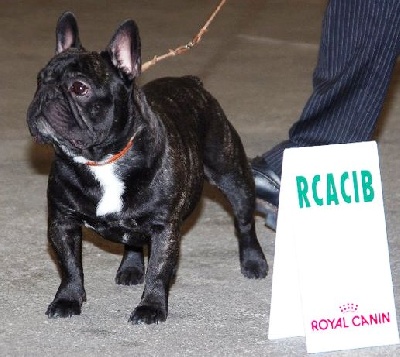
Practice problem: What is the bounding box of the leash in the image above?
[141,0,227,72]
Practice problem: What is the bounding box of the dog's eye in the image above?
[69,81,89,96]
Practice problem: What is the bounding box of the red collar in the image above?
[85,136,134,166]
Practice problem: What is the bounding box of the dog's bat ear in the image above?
[107,20,141,80]
[56,11,82,54]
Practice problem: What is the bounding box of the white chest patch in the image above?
[88,163,125,216]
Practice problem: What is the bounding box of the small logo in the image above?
[311,303,391,331]
[339,303,359,313]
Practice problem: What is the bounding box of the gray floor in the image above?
[2,0,400,356]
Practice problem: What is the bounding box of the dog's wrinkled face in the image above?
[29,51,122,158]
[27,12,142,161]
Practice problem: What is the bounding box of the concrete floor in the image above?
[2,0,400,356]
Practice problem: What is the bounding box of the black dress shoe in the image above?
[251,156,280,231]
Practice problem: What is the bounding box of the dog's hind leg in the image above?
[203,133,268,279]
[206,168,268,279]
[205,164,268,279]
[115,245,145,285]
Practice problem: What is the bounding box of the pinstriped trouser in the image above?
[262,0,400,177]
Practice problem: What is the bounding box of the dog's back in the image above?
[142,75,214,137]
[142,75,244,165]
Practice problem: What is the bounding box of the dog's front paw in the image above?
[115,267,144,285]
[128,305,167,325]
[46,299,82,318]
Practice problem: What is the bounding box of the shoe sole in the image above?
[255,198,278,231]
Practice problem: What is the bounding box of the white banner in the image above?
[268,141,399,353]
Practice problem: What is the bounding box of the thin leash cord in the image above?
[141,0,227,72]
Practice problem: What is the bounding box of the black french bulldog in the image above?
[27,12,268,324]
